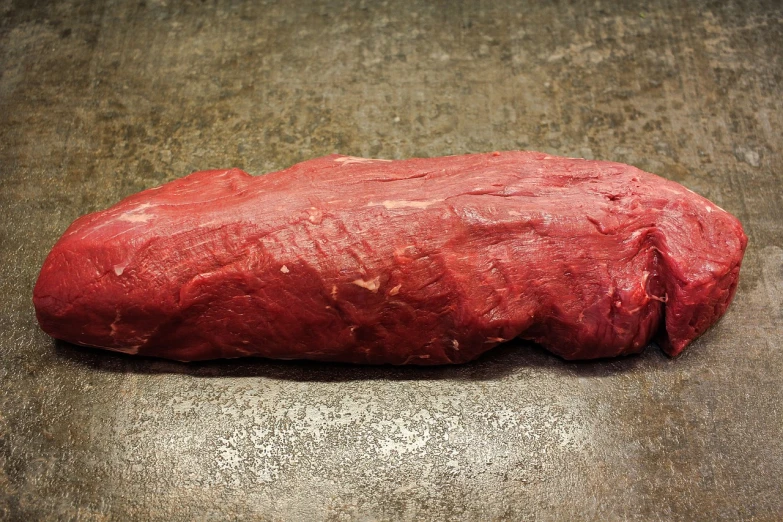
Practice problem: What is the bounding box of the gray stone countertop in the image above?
[1,1,781,520]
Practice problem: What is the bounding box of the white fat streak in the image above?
[117,202,154,223]
[402,354,431,364]
[334,156,392,165]
[352,276,380,292]
[106,345,141,355]
[369,199,442,210]
[118,213,152,223]
[110,310,122,336]
[280,265,290,273]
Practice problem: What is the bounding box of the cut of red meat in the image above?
[33,152,747,364]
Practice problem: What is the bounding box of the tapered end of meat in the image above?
[33,168,255,357]
[32,231,156,356]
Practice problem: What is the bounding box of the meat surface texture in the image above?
[33,152,747,364]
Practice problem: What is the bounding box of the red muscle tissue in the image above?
[33,152,747,364]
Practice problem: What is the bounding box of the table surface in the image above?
[1,1,782,520]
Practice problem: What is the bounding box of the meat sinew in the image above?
[33,152,747,364]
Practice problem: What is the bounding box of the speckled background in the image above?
[1,0,782,520]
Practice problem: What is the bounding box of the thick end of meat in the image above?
[653,197,747,356]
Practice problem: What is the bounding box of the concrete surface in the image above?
[1,0,782,519]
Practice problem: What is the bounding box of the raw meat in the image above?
[33,152,747,364]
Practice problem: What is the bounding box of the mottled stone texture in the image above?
[1,0,781,520]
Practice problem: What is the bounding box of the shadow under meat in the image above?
[52,338,673,383]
